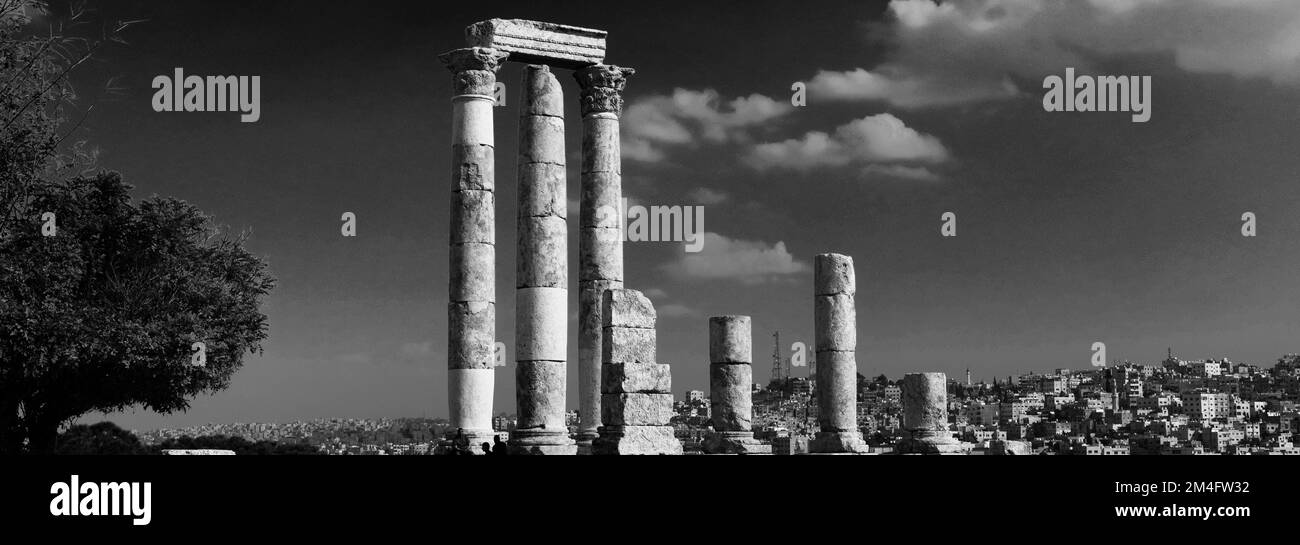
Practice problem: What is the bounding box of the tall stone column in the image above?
[810,253,869,453]
[440,47,507,451]
[703,316,771,454]
[574,64,634,448]
[901,372,964,454]
[511,65,575,455]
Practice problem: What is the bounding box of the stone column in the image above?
[511,65,576,455]
[901,372,964,454]
[440,47,507,451]
[574,64,634,448]
[810,253,869,453]
[703,316,771,454]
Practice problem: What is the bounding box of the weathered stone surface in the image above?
[516,216,567,288]
[520,64,565,116]
[514,360,567,430]
[602,289,655,329]
[814,253,855,296]
[710,363,753,431]
[452,143,494,191]
[702,432,771,455]
[580,115,621,173]
[466,19,606,69]
[602,326,656,364]
[579,227,624,281]
[449,242,493,303]
[517,163,566,218]
[815,350,857,432]
[577,279,620,440]
[447,369,495,433]
[515,287,566,361]
[593,425,682,455]
[903,372,949,433]
[602,362,671,393]
[448,301,495,370]
[709,315,752,363]
[161,449,235,455]
[601,393,672,426]
[810,430,869,454]
[508,428,576,455]
[450,189,494,245]
[519,114,565,165]
[814,293,856,352]
[579,170,621,228]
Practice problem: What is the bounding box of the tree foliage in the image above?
[1,1,275,453]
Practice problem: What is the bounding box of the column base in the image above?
[810,431,870,454]
[434,429,498,455]
[897,431,969,455]
[508,429,577,455]
[593,425,682,455]
[575,430,598,455]
[702,431,772,455]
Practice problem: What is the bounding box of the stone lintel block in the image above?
[466,19,607,69]
[709,315,752,364]
[601,362,672,394]
[602,288,656,329]
[448,301,495,369]
[602,326,655,365]
[601,393,673,426]
[592,425,682,455]
[814,253,855,296]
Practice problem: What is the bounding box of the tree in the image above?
[53,421,147,454]
[1,173,276,453]
[1,2,271,454]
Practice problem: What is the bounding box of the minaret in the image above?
[966,367,971,387]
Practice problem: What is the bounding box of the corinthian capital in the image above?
[439,47,509,96]
[574,64,635,117]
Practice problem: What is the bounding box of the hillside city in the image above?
[133,351,1300,455]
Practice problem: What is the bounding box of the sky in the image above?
[46,0,1300,430]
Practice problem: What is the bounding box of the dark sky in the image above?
[56,0,1300,430]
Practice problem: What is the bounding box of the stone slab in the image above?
[601,393,673,426]
[592,425,682,455]
[466,19,607,69]
[601,362,671,394]
[601,326,656,364]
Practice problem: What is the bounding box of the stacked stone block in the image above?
[593,289,682,455]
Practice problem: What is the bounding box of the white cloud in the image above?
[685,187,729,205]
[744,113,948,172]
[399,341,434,358]
[809,0,1300,109]
[660,232,810,285]
[861,164,943,182]
[623,88,793,163]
